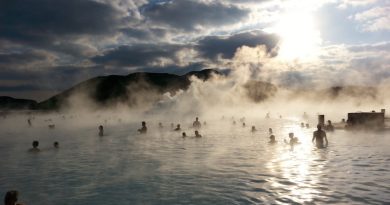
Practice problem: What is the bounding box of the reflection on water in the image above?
[0,116,389,204]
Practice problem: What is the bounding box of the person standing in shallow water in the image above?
[98,125,104,136]
[312,125,328,148]
[28,141,40,152]
[138,121,147,134]
[193,117,201,129]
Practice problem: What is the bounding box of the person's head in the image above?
[195,117,199,121]
[142,121,146,126]
[317,124,322,130]
[32,140,39,148]
[4,190,18,205]
[177,124,180,128]
[269,128,273,132]
[252,126,255,130]
[53,141,59,148]
[270,135,275,141]
[195,130,199,135]
[99,125,103,130]
[289,133,294,138]
[182,132,186,137]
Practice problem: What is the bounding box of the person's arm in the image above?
[324,133,328,147]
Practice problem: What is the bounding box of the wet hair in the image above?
[32,140,39,148]
[182,132,186,137]
[4,190,18,205]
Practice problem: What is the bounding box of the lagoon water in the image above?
[1,115,389,205]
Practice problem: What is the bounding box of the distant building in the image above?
[347,110,385,129]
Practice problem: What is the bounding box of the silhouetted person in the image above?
[306,123,310,128]
[193,117,201,129]
[174,124,181,131]
[301,122,305,128]
[182,132,187,138]
[285,133,299,146]
[158,122,163,129]
[269,128,273,135]
[312,125,328,148]
[138,121,147,134]
[325,120,334,132]
[342,118,346,123]
[195,130,202,138]
[27,119,31,127]
[98,125,104,136]
[251,126,257,132]
[242,122,246,127]
[29,141,40,152]
[4,190,24,205]
[53,141,59,148]
[48,124,55,129]
[269,135,277,144]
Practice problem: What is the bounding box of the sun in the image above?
[271,11,322,61]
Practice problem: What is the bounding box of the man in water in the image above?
[269,135,277,144]
[325,120,334,132]
[194,130,202,138]
[98,125,104,136]
[53,141,59,148]
[182,132,187,138]
[174,124,181,131]
[193,117,201,129]
[138,121,147,134]
[312,125,328,148]
[251,126,257,132]
[28,141,40,152]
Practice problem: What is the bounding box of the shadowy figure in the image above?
[285,133,299,148]
[27,119,32,127]
[53,141,59,148]
[325,120,334,132]
[301,122,305,128]
[269,135,277,144]
[4,190,24,205]
[193,117,201,129]
[48,124,55,129]
[242,122,246,127]
[195,130,202,138]
[174,124,181,131]
[268,128,273,135]
[312,125,328,148]
[138,121,147,134]
[251,126,257,132]
[28,141,40,152]
[159,122,163,129]
[98,125,104,136]
[306,123,310,128]
[182,132,187,138]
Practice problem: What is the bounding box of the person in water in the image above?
[27,119,32,127]
[306,123,310,128]
[269,135,277,144]
[251,126,257,132]
[138,121,147,134]
[158,122,163,129]
[312,125,328,148]
[301,122,305,128]
[53,141,59,148]
[268,128,273,135]
[325,120,334,132]
[4,190,24,205]
[193,117,201,129]
[28,140,40,152]
[174,124,181,131]
[242,122,246,127]
[98,125,104,136]
[182,132,187,138]
[285,133,299,145]
[195,130,202,138]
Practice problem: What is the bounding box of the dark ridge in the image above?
[0,96,38,110]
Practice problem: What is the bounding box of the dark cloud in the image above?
[0,0,120,55]
[196,30,279,60]
[91,44,186,67]
[0,51,52,69]
[142,0,249,30]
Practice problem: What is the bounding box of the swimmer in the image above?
[195,130,202,138]
[138,121,147,134]
[268,128,273,135]
[4,190,24,205]
[182,132,187,138]
[269,135,277,144]
[251,126,257,132]
[158,122,163,129]
[285,133,299,146]
[306,123,310,128]
[312,124,328,148]
[193,117,201,129]
[28,141,40,152]
[174,124,181,131]
[53,141,59,148]
[98,125,104,136]
[301,122,305,128]
[325,120,334,132]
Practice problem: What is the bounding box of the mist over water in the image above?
[1,65,390,204]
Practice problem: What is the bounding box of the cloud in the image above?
[196,30,279,60]
[338,0,378,9]
[142,0,249,31]
[350,6,390,32]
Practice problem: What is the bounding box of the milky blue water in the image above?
[1,115,389,205]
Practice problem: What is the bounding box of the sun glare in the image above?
[272,11,322,61]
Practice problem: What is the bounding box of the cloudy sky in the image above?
[0,0,389,101]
